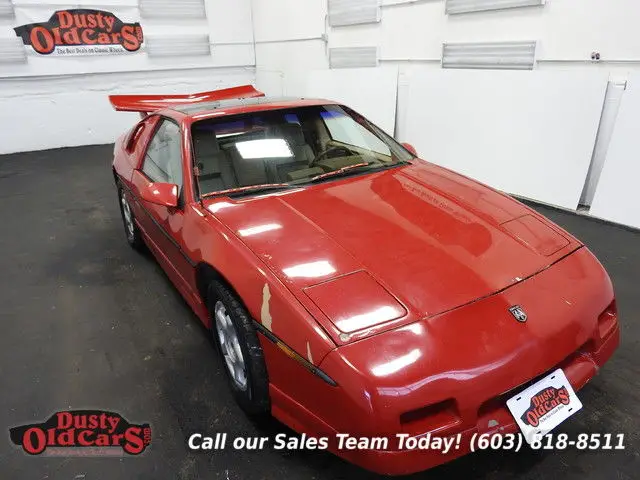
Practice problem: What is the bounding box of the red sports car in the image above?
[110,85,619,475]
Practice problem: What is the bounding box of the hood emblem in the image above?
[509,305,527,323]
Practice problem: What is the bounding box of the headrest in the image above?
[281,123,306,146]
[268,123,306,147]
[192,129,221,157]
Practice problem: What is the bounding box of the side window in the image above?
[142,120,183,190]
[126,122,146,152]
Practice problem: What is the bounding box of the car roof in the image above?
[169,96,340,119]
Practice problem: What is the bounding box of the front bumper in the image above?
[337,324,619,475]
[268,324,619,476]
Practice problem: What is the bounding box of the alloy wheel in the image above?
[120,189,135,241]
[214,300,248,390]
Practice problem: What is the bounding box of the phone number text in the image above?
[470,433,625,452]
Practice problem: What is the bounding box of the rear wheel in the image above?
[208,280,270,415]
[117,183,144,250]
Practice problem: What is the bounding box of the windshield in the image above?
[190,104,414,198]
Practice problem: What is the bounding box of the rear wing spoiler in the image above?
[108,85,264,116]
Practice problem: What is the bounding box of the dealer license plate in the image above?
[506,368,582,444]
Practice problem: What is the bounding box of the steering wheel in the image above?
[309,146,354,167]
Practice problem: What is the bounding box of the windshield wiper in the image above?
[308,162,371,183]
[201,161,408,199]
[201,183,292,199]
[307,161,407,183]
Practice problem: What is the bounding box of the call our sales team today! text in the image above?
[188,432,461,455]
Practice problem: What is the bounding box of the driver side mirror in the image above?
[402,142,418,157]
[133,170,178,208]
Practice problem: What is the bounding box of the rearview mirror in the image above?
[402,142,418,157]
[133,170,178,208]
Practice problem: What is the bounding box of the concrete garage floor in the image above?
[0,144,638,480]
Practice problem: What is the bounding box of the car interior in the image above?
[193,118,326,194]
[191,106,396,196]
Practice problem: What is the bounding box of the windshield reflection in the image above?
[192,105,413,198]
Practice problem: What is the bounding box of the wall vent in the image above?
[442,41,536,70]
[0,0,14,19]
[0,37,26,64]
[446,0,545,15]
[330,46,378,68]
[139,0,206,19]
[145,35,211,57]
[329,0,380,27]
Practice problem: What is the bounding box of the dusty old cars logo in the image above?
[521,386,571,427]
[509,305,527,323]
[9,410,151,455]
[14,9,143,55]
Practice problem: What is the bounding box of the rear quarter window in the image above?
[126,123,146,152]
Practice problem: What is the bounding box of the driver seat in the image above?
[266,123,314,182]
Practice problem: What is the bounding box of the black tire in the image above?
[207,280,270,416]
[117,182,145,251]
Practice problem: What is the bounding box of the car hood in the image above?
[205,161,580,342]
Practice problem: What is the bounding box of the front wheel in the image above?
[208,281,270,416]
